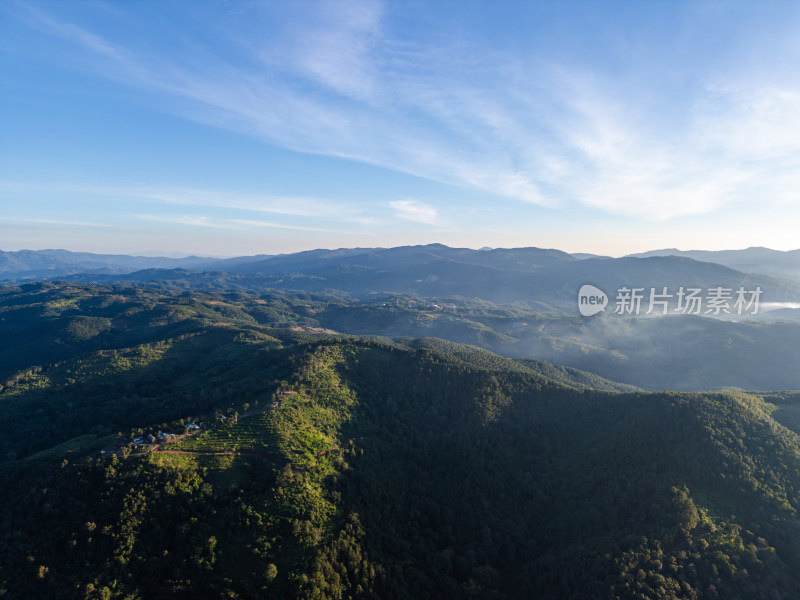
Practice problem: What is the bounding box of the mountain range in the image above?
[3,244,800,393]
[4,245,800,312]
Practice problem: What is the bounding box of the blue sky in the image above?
[2,0,800,257]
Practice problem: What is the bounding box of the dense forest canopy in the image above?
[1,282,800,598]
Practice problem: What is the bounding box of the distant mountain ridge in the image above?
[0,248,274,280]
[627,246,800,284]
[4,245,800,311]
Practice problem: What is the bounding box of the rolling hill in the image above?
[2,296,800,598]
[3,282,800,392]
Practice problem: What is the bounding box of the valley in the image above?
[2,281,800,598]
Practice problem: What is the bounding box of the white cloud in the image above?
[390,200,438,225]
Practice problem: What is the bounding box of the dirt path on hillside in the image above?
[152,448,287,469]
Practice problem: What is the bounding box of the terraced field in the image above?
[170,410,282,456]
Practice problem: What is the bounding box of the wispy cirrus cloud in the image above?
[134,214,244,230]
[283,0,384,102]
[133,214,365,235]
[230,219,357,234]
[126,185,355,220]
[553,75,800,220]
[0,216,113,228]
[14,0,800,222]
[0,180,365,222]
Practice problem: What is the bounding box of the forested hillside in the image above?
[3,281,800,391]
[2,283,800,598]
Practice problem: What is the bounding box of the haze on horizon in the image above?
[2,0,800,257]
